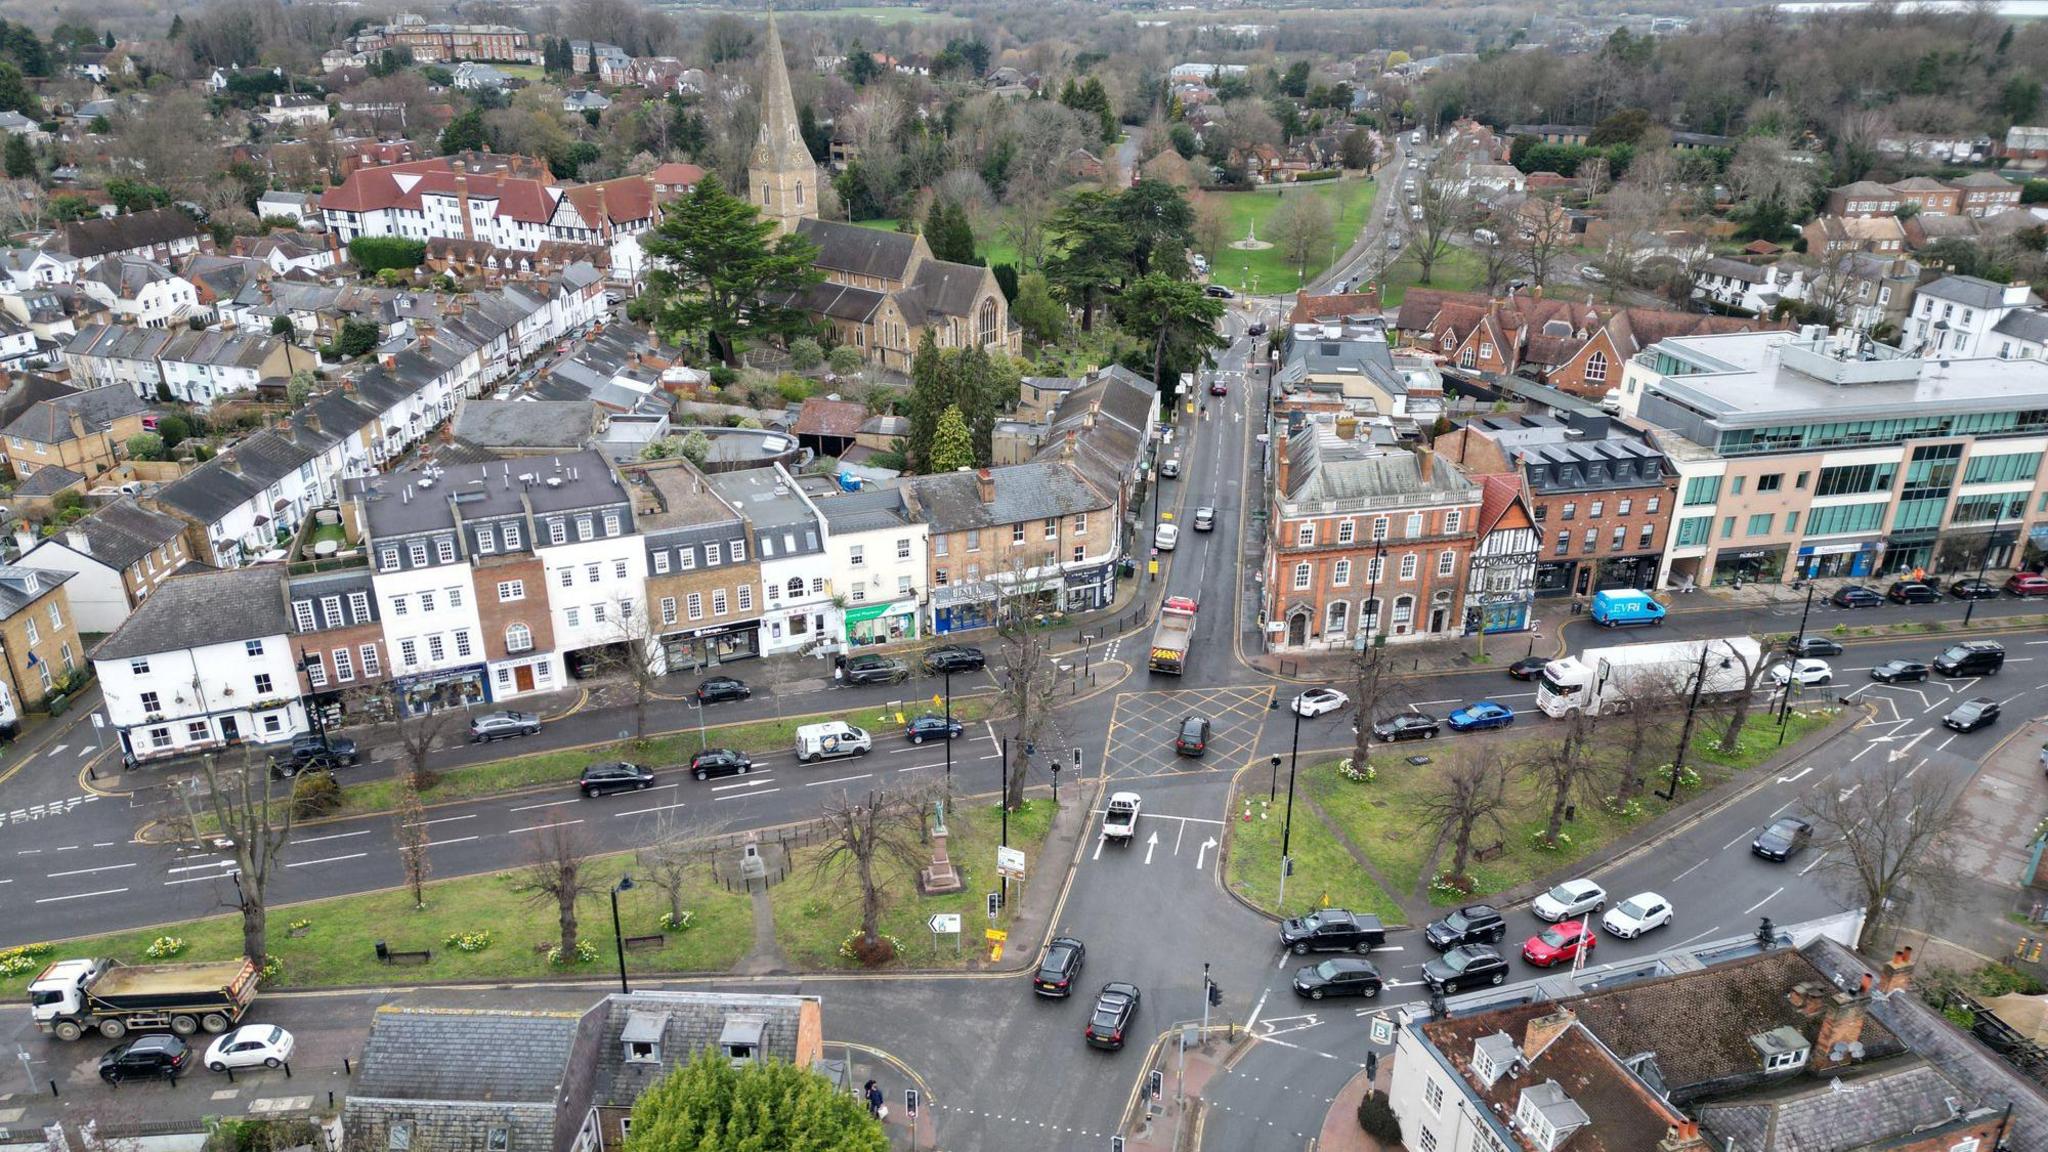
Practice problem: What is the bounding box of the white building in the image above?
[530,459,646,673]
[77,259,202,329]
[813,485,927,648]
[708,465,834,657]
[1906,273,2043,359]
[19,499,190,633]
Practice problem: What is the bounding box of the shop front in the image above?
[1794,540,1882,580]
[393,664,489,715]
[1466,594,1531,634]
[1935,526,2020,574]
[1063,563,1116,612]
[660,619,761,671]
[1533,561,1576,597]
[932,583,998,636]
[1882,530,1938,577]
[1711,544,1787,586]
[1594,555,1658,592]
[843,600,918,648]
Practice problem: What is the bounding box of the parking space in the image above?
[1101,686,1274,780]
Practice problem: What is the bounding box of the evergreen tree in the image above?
[0,63,40,118]
[1114,274,1228,392]
[1043,189,1129,332]
[1011,271,1066,346]
[798,104,831,162]
[4,133,33,180]
[168,13,184,39]
[924,198,977,264]
[845,39,878,85]
[929,404,974,472]
[439,108,488,155]
[905,333,1019,472]
[640,174,823,365]
[623,1051,884,1152]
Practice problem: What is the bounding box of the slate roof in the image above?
[586,991,808,1107]
[1277,334,1411,396]
[2,383,148,445]
[1954,170,2018,189]
[0,374,76,429]
[786,280,884,323]
[34,497,185,571]
[52,208,204,260]
[1699,256,1768,284]
[12,465,82,496]
[1697,1057,1988,1152]
[1918,274,2013,310]
[909,460,1110,532]
[0,566,68,620]
[1422,1008,1680,1152]
[94,566,289,657]
[65,324,175,365]
[452,400,597,449]
[356,1006,584,1102]
[908,259,990,319]
[815,484,914,534]
[1993,309,2048,344]
[797,219,918,281]
[1281,426,1478,506]
[84,257,177,299]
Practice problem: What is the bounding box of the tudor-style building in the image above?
[1465,472,1541,635]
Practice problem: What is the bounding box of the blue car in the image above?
[1446,701,1516,732]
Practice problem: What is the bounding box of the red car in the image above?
[2007,572,2048,598]
[1521,920,1596,968]
[1209,379,1228,396]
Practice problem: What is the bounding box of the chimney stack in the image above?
[1656,1121,1707,1152]
[1879,947,1916,995]
[1813,990,1868,1069]
[1521,1008,1575,1058]
[975,468,994,505]
[65,527,89,556]
[1063,428,1076,459]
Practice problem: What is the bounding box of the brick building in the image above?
[631,460,764,671]
[285,569,392,717]
[910,461,1119,635]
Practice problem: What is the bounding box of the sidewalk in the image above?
[1244,596,1579,683]
[1907,717,2048,971]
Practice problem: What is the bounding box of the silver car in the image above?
[1193,507,1216,531]
[470,710,542,742]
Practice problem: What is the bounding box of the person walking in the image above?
[864,1079,884,1117]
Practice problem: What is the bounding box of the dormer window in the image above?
[719,1013,766,1065]
[388,1121,415,1152]
[487,1128,509,1152]
[621,1009,666,1065]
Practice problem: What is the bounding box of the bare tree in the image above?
[1807,758,1965,951]
[1606,673,1685,805]
[594,595,663,743]
[518,822,600,959]
[381,691,458,790]
[635,805,726,927]
[393,771,430,909]
[1515,197,1575,291]
[991,577,1061,809]
[1476,205,1520,293]
[0,179,45,234]
[813,790,924,958]
[1417,747,1514,883]
[1272,192,1335,285]
[1409,181,1472,287]
[1527,715,1606,846]
[1350,632,1392,771]
[176,751,294,961]
[1715,641,1782,755]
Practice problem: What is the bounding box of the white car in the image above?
[1769,658,1833,687]
[204,1024,294,1072]
[1601,892,1674,939]
[1293,687,1350,717]
[1531,878,1606,923]
[1579,264,1607,282]
[1155,523,1181,551]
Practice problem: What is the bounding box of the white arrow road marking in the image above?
[166,859,237,874]
[1253,1013,1323,1038]
[1777,766,1814,784]
[1093,835,1104,861]
[1800,850,1829,876]
[1197,837,1217,871]
[1838,784,1860,802]
[1144,830,1159,865]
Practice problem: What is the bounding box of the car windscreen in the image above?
[1618,900,1650,920]
[1545,885,1580,905]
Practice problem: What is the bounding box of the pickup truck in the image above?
[1102,792,1141,842]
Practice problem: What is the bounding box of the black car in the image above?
[1949,577,2001,600]
[1421,945,1510,994]
[1083,982,1141,1050]
[286,733,358,764]
[923,645,986,674]
[1869,659,1930,684]
[1424,904,1507,951]
[1943,697,2001,733]
[1175,715,1211,756]
[1369,713,1441,742]
[688,749,751,781]
[1278,908,1386,955]
[268,744,357,779]
[1507,656,1550,680]
[1887,580,1939,604]
[842,654,911,686]
[905,714,964,743]
[1034,936,1085,998]
[696,676,751,703]
[1786,636,1844,658]
[1831,586,1884,608]
[1292,957,1384,1000]
[100,1035,190,1083]
[1203,284,1235,299]
[579,761,655,796]
[1247,322,1267,336]
[1752,817,1813,862]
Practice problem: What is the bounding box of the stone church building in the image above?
[751,15,1020,370]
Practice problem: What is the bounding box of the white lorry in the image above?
[1534,636,1763,718]
[795,721,872,763]
[1102,792,1142,842]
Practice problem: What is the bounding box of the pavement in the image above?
[1907,714,2048,970]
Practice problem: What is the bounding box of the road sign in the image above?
[997,845,1026,880]
[928,913,961,935]
[932,694,943,708]
[89,713,103,730]
[1369,1014,1394,1045]
[984,928,1008,942]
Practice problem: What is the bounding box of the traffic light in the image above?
[1207,981,1223,1007]
[904,1088,919,1119]
[1366,1052,1379,1082]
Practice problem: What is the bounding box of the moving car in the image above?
[578,761,655,796]
[1786,636,1843,658]
[1034,936,1085,998]
[1193,507,1216,531]
[100,1035,190,1083]
[1370,713,1441,742]
[1174,715,1211,756]
[1421,945,1509,994]
[1203,285,1235,299]
[1155,524,1180,551]
[905,714,964,743]
[923,645,986,674]
[1083,982,1141,1050]
[1531,879,1606,922]
[1293,687,1349,717]
[1943,696,2001,733]
[1279,909,1386,955]
[1949,577,2001,600]
[1522,921,1596,968]
[689,749,751,780]
[470,710,543,742]
[203,1025,293,1072]
[1831,586,1884,608]
[1507,656,1550,680]
[1102,793,1141,842]
[696,676,751,703]
[1446,701,1515,732]
[1292,957,1383,1000]
[1934,641,2005,677]
[795,721,872,762]
[841,653,910,686]
[1601,892,1674,938]
[1159,457,1182,478]
[1886,580,1938,604]
[1869,659,1930,684]
[1769,658,1832,687]
[1752,817,1813,862]
[1424,904,1507,951]
[1578,264,1607,282]
[2007,572,2048,597]
[1247,322,1267,336]
[1209,379,1228,396]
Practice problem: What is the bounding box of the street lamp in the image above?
[942,668,953,783]
[609,876,635,994]
[1964,502,2006,627]
[1277,702,1304,908]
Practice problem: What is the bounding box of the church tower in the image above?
[748,12,818,234]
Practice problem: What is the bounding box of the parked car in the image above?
[1155,524,1181,551]
[1786,636,1843,658]
[1174,715,1211,756]
[1934,641,2005,677]
[1370,713,1440,742]
[923,645,986,674]
[1531,879,1606,922]
[1083,982,1141,1049]
[1869,659,1930,684]
[1421,945,1509,993]
[1943,696,2001,733]
[268,745,355,779]
[1034,936,1085,998]
[1578,264,1607,282]
[1293,687,1349,717]
[100,1035,190,1083]
[1159,457,1182,478]
[1886,580,1939,604]
[1292,957,1384,1000]
[689,749,751,781]
[1831,586,1884,608]
[1769,658,1833,687]
[203,1025,293,1072]
[1752,817,1813,862]
[841,654,910,686]
[1601,892,1674,938]
[1193,507,1216,531]
[1948,577,2001,600]
[2007,572,2048,598]
[1424,904,1507,951]
[696,676,751,703]
[470,710,542,742]
[1247,322,1267,337]
[1446,701,1515,732]
[1522,921,1596,968]
[578,761,655,796]
[1507,656,1550,680]
[1279,909,1387,955]
[284,733,358,765]
[905,714,964,743]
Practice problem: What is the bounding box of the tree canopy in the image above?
[624,1051,883,1152]
[906,333,1019,472]
[640,174,822,365]
[1113,274,1227,393]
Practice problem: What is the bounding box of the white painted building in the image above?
[813,485,927,648]
[708,465,834,657]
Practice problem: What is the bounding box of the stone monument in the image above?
[919,800,963,894]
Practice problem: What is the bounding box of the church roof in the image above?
[909,260,989,320]
[798,219,919,282]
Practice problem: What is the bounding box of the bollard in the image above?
[226,1066,235,1084]
[344,1056,352,1075]
[47,1079,56,1098]
[283,1061,291,1079]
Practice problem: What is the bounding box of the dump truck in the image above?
[1149,596,1198,674]
[29,956,260,1041]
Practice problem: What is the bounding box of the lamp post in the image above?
[943,667,953,783]
[609,876,634,994]
[1964,502,2006,628]
[1779,583,1815,730]
[1277,701,1303,908]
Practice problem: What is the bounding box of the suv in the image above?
[1886,580,1939,604]
[1831,586,1884,608]
[2008,572,2048,598]
[1034,936,1086,997]
[1786,636,1843,658]
[1934,641,2005,678]
[1279,909,1386,955]
[285,733,358,764]
[1424,904,1507,951]
[923,645,986,674]
[268,736,360,778]
[1174,715,1211,756]
[841,654,910,686]
[100,1035,189,1083]
[578,761,655,796]
[470,711,542,742]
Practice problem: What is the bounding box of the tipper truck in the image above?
[1149,596,1198,674]
[1535,637,1763,718]
[29,957,260,1041]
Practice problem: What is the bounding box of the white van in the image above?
[795,721,872,763]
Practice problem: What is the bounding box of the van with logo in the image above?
[795,721,873,763]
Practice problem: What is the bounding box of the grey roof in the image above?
[2,383,148,445]
[787,280,885,323]
[0,375,76,429]
[53,207,204,260]
[815,484,914,534]
[796,219,917,281]
[94,566,287,658]
[84,257,176,299]
[1916,274,2010,309]
[586,991,807,1107]
[356,1007,583,1103]
[453,400,598,449]
[0,566,69,619]
[1282,423,1479,507]
[1699,256,1768,284]
[158,328,286,372]
[354,449,625,541]
[908,259,990,320]
[1515,438,1669,494]
[1697,1058,1987,1152]
[1518,1080,1590,1131]
[1991,309,2048,345]
[1954,170,2017,189]
[706,467,823,552]
[12,465,82,496]
[1277,335,1411,396]
[65,324,175,365]
[32,497,184,571]
[909,460,1110,533]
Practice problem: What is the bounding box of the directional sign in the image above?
[997,845,1026,880]
[1369,1014,1394,1045]
[928,913,961,935]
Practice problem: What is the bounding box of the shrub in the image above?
[125,433,166,461]
[828,345,863,376]
[348,236,426,275]
[1357,1091,1401,1143]
[547,938,600,965]
[1294,168,1340,182]
[788,337,823,371]
[291,771,343,819]
[144,935,186,959]
[0,942,53,977]
[709,365,738,388]
[774,374,813,404]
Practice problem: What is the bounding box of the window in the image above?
[549,520,566,545]
[679,548,697,570]
[1338,520,1356,544]
[455,631,473,659]
[1011,524,1025,544]
[1721,516,1737,539]
[586,563,601,583]
[409,541,428,567]
[1297,524,1316,546]
[130,657,151,676]
[1043,517,1058,540]
[421,591,438,613]
[1747,513,1774,536]
[1675,516,1711,547]
[1371,517,1388,541]
[1639,523,1655,548]
[935,536,949,557]
[1073,513,1087,535]
[1406,512,1424,538]
[1555,533,1570,555]
[686,593,703,620]
[1399,554,1418,580]
[935,568,948,586]
[1392,596,1414,627]
[23,618,36,646]
[1587,500,1604,518]
[427,636,446,662]
[1758,473,1783,493]
[478,530,496,556]
[497,580,525,602]
[706,542,722,565]
[850,544,865,567]
[1416,1126,1438,1152]
[389,1121,415,1152]
[487,1129,509,1152]
[1423,1077,1444,1112]
[1443,510,1462,534]
[334,648,354,681]
[380,548,399,572]
[1367,555,1384,582]
[140,690,160,713]
[1293,562,1312,590]
[1437,550,1455,576]
[565,607,581,627]
[1579,527,1595,552]
[350,592,370,623]
[1583,349,1608,384]
[577,517,593,541]
[1610,525,1625,550]
[149,727,171,750]
[1646,496,1660,513]
[812,578,825,595]
[1730,475,1747,496]
[187,720,209,742]
[604,512,620,536]
[1682,475,1722,506]
[738,585,753,612]
[399,639,419,667]
[713,590,728,615]
[361,645,381,677]
[592,605,608,624]
[1560,502,1576,521]
[1333,560,1351,586]
[653,552,670,574]
[436,537,455,564]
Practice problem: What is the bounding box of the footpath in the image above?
[1903,715,2048,975]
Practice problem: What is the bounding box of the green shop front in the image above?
[842,598,920,648]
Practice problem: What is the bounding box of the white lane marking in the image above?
[47,744,66,757]
[1723,827,1756,851]
[510,820,584,834]
[1246,989,1270,1034]
[54,845,77,852]
[1743,888,1784,915]
[426,835,480,848]
[716,788,780,800]
[1144,830,1159,865]
[46,862,135,879]
[1800,851,1829,876]
[1674,925,1723,947]
[508,798,574,813]
[1197,837,1217,870]
[613,801,689,817]
[166,859,236,874]
[710,777,775,793]
[1938,734,1957,751]
[295,829,373,845]
[35,887,127,903]
[807,773,874,788]
[1671,858,1709,882]
[404,814,476,828]
[1770,798,1798,818]
[164,871,237,886]
[288,852,368,868]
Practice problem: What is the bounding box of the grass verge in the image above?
[1376,245,1485,307]
[1205,177,1378,292]
[1224,789,1403,922]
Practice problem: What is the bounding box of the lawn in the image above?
[772,796,1056,969]
[1204,177,1378,294]
[0,849,751,990]
[494,63,547,83]
[1224,791,1403,923]
[851,218,1019,271]
[1376,245,1487,308]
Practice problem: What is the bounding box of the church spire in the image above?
[748,11,818,233]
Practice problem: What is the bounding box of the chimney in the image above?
[456,175,474,243]
[1417,449,1435,481]
[1787,982,1826,1017]
[259,280,272,304]
[64,527,89,556]
[1813,990,1868,1068]
[1063,428,1076,458]
[1275,422,1294,496]
[975,467,995,505]
[1522,1008,1575,1057]
[1657,1121,1707,1152]
[1878,947,1916,995]
[69,411,88,442]
[223,454,243,477]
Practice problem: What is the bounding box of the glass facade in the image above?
[1815,463,1897,497]
[1716,409,2048,456]
[1963,451,2043,485]
[1681,476,1722,506]
[1674,515,1712,547]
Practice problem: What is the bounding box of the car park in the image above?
[696,676,751,703]
[1424,904,1507,950]
[1831,586,1884,608]
[1751,817,1813,862]
[1174,715,1211,756]
[689,749,752,780]
[1886,580,1939,604]
[1083,982,1141,1050]
[1521,921,1596,968]
[1293,687,1349,717]
[1934,641,2005,677]
[1507,656,1550,680]
[203,1025,293,1072]
[1949,577,2001,600]
[1943,696,2001,732]
[1155,523,1180,551]
[2007,572,2048,597]
[905,714,963,743]
[1869,659,1930,683]
[578,761,655,796]
[1786,636,1843,658]
[1601,892,1674,938]
[923,645,986,674]
[1531,879,1606,922]
[100,1035,190,1083]
[1193,507,1216,531]
[1421,945,1509,993]
[470,710,543,742]
[1292,957,1384,1000]
[1769,658,1832,687]
[841,654,910,686]
[1278,908,1387,954]
[1446,701,1515,732]
[1034,936,1085,997]
[1369,713,1440,742]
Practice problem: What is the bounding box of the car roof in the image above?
[1102,980,1140,996]
[1621,891,1666,904]
[1109,790,1142,803]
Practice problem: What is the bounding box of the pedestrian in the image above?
[864,1080,883,1117]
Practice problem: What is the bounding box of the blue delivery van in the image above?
[1590,589,1666,628]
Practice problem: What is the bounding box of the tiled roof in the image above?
[909,460,1110,532]
[797,219,917,282]
[12,465,82,496]
[93,566,289,658]
[2,383,148,444]
[0,566,69,619]
[452,399,596,448]
[32,497,184,571]
[1697,1058,1986,1152]
[52,207,204,260]
[794,396,867,438]
[356,1006,583,1102]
